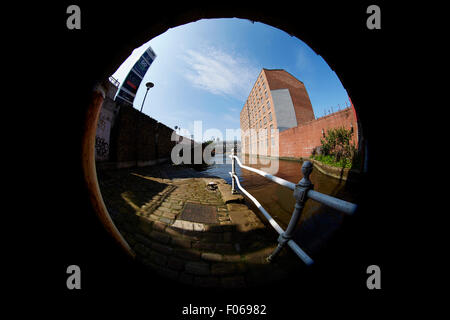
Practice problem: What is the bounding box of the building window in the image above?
[263,117,267,125]
[269,112,272,121]
[267,101,271,109]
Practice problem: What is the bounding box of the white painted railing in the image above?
[229,151,358,265]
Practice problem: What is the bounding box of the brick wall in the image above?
[279,107,358,158]
[109,104,176,165]
[156,124,176,159]
[264,69,315,125]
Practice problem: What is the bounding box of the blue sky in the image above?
[112,18,350,141]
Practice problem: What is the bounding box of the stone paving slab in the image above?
[98,164,300,288]
[178,203,218,224]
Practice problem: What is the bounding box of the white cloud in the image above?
[296,45,314,73]
[182,46,259,100]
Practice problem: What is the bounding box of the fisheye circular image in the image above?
[91,18,365,288]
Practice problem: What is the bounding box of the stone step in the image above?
[217,183,244,203]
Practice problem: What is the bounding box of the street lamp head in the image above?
[140,81,154,112]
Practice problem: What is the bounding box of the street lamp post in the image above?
[140,81,154,113]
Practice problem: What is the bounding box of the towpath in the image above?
[97,164,299,287]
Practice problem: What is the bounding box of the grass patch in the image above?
[310,154,352,169]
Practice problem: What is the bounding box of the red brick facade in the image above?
[263,69,315,126]
[240,69,315,155]
[240,69,358,159]
[279,107,358,158]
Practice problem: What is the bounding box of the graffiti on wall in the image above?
[95,136,110,159]
[95,106,114,161]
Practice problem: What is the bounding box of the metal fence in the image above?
[229,151,358,265]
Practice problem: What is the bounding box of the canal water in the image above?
[194,154,359,231]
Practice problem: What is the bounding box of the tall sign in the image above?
[115,46,157,105]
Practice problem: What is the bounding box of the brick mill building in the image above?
[240,69,359,158]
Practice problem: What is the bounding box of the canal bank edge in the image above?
[307,158,360,182]
[245,154,361,183]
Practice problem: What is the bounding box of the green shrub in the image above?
[311,127,359,169]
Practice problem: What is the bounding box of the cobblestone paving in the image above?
[97,164,299,288]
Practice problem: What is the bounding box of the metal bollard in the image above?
[231,149,237,194]
[267,161,314,262]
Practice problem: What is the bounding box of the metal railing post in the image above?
[267,161,314,262]
[229,156,356,265]
[231,149,237,194]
